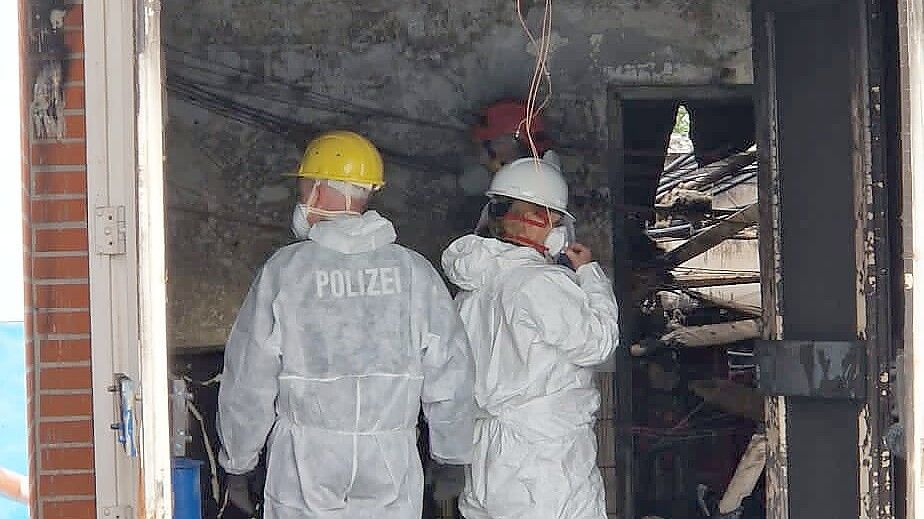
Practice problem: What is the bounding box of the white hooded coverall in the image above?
[218,211,476,518]
[442,235,619,519]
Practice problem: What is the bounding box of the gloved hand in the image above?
[630,337,664,357]
[564,243,593,269]
[226,472,257,516]
[431,463,466,501]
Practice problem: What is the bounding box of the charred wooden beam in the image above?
[660,203,759,267]
[671,273,761,288]
[685,289,762,317]
[660,319,761,348]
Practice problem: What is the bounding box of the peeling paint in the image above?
[765,396,790,517]
[603,61,717,84]
[860,404,873,519]
[29,2,71,140]
[30,63,64,140]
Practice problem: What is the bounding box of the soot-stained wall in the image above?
[163,0,752,348]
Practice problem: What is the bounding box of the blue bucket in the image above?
[172,457,204,519]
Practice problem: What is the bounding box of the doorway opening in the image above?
[156,2,761,518]
[609,86,763,519]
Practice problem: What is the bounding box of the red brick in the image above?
[65,58,84,83]
[40,446,94,471]
[42,499,95,519]
[63,5,83,27]
[63,114,86,139]
[40,420,92,444]
[40,339,91,363]
[34,171,88,196]
[31,142,86,167]
[32,256,89,279]
[31,199,87,224]
[40,473,95,497]
[63,85,85,110]
[39,366,91,391]
[34,228,88,253]
[35,312,90,335]
[35,284,90,309]
[40,394,93,417]
[64,30,84,53]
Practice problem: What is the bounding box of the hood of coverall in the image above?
[441,234,547,291]
[307,210,397,254]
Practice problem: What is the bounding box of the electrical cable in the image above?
[188,400,222,505]
[670,401,705,431]
[184,373,223,387]
[515,0,554,164]
[672,266,760,275]
[164,45,467,133]
[217,487,230,518]
[167,73,457,174]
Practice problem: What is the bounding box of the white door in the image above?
[84,0,171,517]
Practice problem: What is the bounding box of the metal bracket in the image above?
[100,506,132,518]
[107,374,137,457]
[94,206,126,255]
[755,340,867,400]
[169,377,192,457]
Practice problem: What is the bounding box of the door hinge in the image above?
[94,206,126,255]
[100,505,132,518]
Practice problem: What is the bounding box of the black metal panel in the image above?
[786,399,863,515]
[753,0,868,517]
[755,340,867,400]
[774,2,863,516]
[775,3,857,341]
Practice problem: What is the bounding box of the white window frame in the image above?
[902,0,924,517]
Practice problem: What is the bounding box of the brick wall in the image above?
[23,1,96,517]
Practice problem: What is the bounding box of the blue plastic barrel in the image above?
[172,457,204,519]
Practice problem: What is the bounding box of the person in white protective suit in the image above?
[441,157,620,519]
[217,130,476,519]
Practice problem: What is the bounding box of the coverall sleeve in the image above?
[217,265,283,475]
[515,262,620,367]
[419,266,476,465]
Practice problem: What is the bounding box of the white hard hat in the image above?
[486,157,574,220]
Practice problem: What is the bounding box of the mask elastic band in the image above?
[304,181,362,218]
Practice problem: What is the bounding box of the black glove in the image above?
[226,472,257,516]
[431,463,466,501]
[630,337,664,357]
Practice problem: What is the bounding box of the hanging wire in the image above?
[515,0,554,164]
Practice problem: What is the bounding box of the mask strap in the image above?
[305,181,362,218]
[500,233,549,254]
[499,208,553,254]
[501,211,549,229]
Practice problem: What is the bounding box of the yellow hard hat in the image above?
[291,131,385,187]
